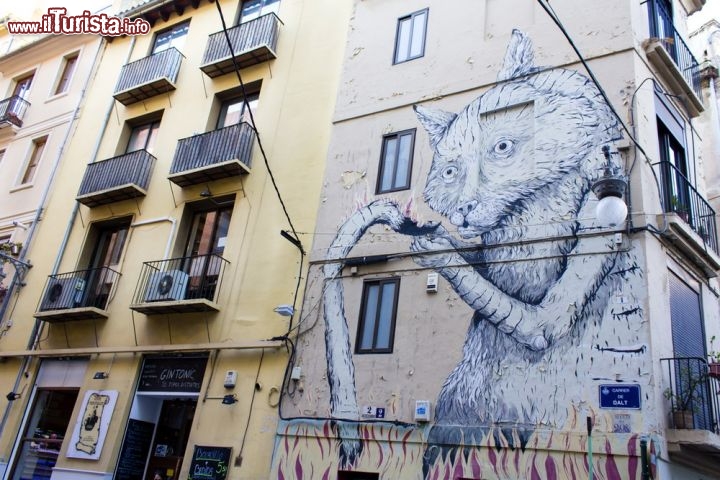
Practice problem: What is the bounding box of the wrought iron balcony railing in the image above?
[661,357,720,433]
[113,47,183,105]
[168,122,254,187]
[647,0,702,101]
[34,267,120,322]
[657,160,719,257]
[76,150,156,207]
[200,13,280,78]
[130,253,229,315]
[0,95,29,128]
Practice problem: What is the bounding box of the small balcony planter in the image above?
[709,362,720,379]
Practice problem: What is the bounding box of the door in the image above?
[84,219,130,309]
[183,206,232,300]
[145,399,197,480]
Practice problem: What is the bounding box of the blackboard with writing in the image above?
[187,445,231,480]
[116,419,155,480]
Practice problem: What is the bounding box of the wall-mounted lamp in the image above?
[11,221,28,231]
[274,304,294,317]
[591,146,628,227]
[200,186,213,198]
[221,394,238,405]
[93,372,109,380]
[10,243,20,256]
[6,391,20,401]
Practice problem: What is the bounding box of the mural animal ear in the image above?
[414,104,456,148]
[497,29,535,81]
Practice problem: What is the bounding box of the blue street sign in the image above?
[599,384,641,409]
[376,408,385,418]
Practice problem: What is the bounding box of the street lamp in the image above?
[592,146,628,227]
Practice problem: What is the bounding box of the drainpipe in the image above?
[0,34,137,445]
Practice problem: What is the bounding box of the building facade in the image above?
[0,0,350,479]
[271,0,720,479]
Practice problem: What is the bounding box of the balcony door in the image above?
[127,120,160,155]
[12,74,34,100]
[239,0,280,22]
[83,218,130,309]
[658,122,692,223]
[183,205,233,300]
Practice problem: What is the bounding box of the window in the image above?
[239,0,280,22]
[393,9,428,64]
[20,137,46,185]
[377,129,415,193]
[152,21,190,54]
[217,92,258,129]
[356,278,400,354]
[13,73,34,100]
[127,120,160,154]
[54,52,79,95]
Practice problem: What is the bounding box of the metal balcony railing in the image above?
[76,150,156,207]
[647,0,702,100]
[36,267,120,321]
[657,160,719,257]
[661,357,720,433]
[201,13,280,77]
[168,122,254,187]
[0,95,29,128]
[113,47,183,105]
[130,254,229,314]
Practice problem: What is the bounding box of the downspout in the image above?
[0,35,137,445]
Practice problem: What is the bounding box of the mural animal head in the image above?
[415,29,622,237]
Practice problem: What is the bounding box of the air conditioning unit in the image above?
[144,270,189,302]
[41,278,86,310]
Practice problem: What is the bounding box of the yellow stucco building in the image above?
[0,1,350,479]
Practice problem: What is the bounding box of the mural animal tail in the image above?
[322,199,436,466]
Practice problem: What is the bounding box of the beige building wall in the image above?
[0,0,350,479]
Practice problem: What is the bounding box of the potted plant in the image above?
[670,195,689,222]
[708,336,720,379]
[664,365,709,429]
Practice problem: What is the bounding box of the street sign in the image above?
[599,384,641,409]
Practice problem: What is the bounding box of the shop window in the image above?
[152,21,190,54]
[393,9,428,64]
[356,278,400,354]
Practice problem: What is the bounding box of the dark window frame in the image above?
[20,136,47,185]
[393,9,428,64]
[355,278,400,354]
[376,129,415,194]
[54,52,79,95]
[151,20,190,54]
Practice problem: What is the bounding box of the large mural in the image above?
[275,30,648,478]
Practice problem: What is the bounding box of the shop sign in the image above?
[187,445,231,480]
[67,390,118,460]
[138,356,208,392]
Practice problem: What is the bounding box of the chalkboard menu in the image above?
[138,356,208,393]
[187,445,231,480]
[116,419,155,480]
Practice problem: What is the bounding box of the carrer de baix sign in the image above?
[137,356,208,393]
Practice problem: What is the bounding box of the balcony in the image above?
[200,14,279,78]
[645,0,703,116]
[661,357,720,474]
[656,161,720,276]
[113,47,183,106]
[0,96,29,129]
[129,254,229,315]
[76,150,156,207]
[168,122,253,187]
[34,267,120,322]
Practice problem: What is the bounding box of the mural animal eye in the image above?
[492,138,515,157]
[441,166,458,183]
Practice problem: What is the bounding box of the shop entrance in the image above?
[115,354,207,480]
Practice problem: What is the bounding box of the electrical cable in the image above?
[213,1,303,247]
[237,349,265,463]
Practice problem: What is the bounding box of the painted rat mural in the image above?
[319,29,645,472]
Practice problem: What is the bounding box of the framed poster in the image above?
[66,390,118,460]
